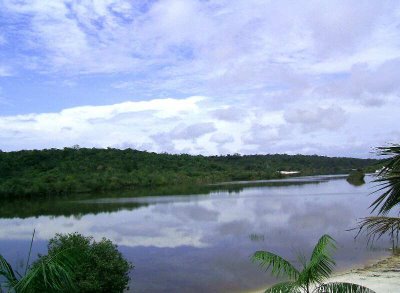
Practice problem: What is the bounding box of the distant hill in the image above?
[0,148,381,199]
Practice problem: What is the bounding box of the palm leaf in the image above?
[298,235,336,285]
[370,145,400,214]
[299,253,335,285]
[376,145,400,171]
[355,216,400,243]
[14,248,78,293]
[310,235,336,280]
[0,254,18,288]
[314,282,376,293]
[251,251,300,279]
[370,174,400,214]
[310,235,336,262]
[265,281,301,293]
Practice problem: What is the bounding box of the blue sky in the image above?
[0,0,400,157]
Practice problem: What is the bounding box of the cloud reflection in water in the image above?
[0,176,391,292]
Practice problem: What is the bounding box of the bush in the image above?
[346,168,365,186]
[35,233,133,293]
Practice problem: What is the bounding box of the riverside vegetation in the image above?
[251,235,374,293]
[0,233,132,293]
[0,147,380,199]
[346,169,366,186]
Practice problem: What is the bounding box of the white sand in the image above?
[247,253,400,293]
[327,253,400,293]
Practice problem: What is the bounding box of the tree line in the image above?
[0,147,381,199]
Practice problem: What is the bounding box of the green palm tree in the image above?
[356,145,400,244]
[251,234,374,293]
[370,145,400,215]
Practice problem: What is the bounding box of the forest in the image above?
[0,147,381,199]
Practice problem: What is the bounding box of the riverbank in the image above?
[0,148,379,199]
[327,251,400,293]
[248,252,400,293]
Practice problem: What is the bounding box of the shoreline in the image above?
[327,251,400,293]
[246,252,400,293]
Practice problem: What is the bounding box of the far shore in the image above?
[247,251,400,293]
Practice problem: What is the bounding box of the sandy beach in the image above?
[248,252,400,293]
[327,252,400,293]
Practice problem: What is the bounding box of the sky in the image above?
[0,0,399,158]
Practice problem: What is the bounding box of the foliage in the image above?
[346,169,365,186]
[370,145,400,214]
[251,234,374,293]
[0,248,77,293]
[355,216,400,244]
[356,144,400,244]
[32,233,133,293]
[1,232,131,293]
[0,147,381,199]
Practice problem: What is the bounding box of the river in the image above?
[0,175,392,292]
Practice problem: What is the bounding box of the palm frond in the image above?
[296,252,308,270]
[355,216,400,243]
[314,282,376,293]
[370,174,400,214]
[310,235,336,262]
[251,251,300,279]
[375,145,400,171]
[296,235,337,285]
[14,248,78,293]
[0,254,18,288]
[299,253,335,285]
[370,145,400,214]
[265,281,301,293]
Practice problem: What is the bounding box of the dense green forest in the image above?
[0,147,381,199]
[0,179,337,218]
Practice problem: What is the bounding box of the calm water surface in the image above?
[0,175,392,292]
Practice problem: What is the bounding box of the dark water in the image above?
[0,175,392,292]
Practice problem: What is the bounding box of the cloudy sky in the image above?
[0,0,399,157]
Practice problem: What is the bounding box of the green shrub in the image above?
[35,233,133,293]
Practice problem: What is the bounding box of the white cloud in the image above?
[211,107,247,122]
[0,94,398,157]
[210,133,234,144]
[3,0,400,78]
[241,124,282,146]
[284,105,347,132]
[1,1,400,156]
[170,122,216,140]
[0,96,207,151]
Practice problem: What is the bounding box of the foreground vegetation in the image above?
[357,145,400,246]
[0,147,380,199]
[0,233,132,293]
[252,234,374,293]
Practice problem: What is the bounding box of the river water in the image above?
[0,175,392,292]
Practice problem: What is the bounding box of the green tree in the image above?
[0,148,380,199]
[370,145,400,214]
[251,234,374,293]
[356,145,400,245]
[33,233,133,293]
